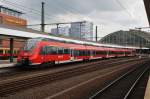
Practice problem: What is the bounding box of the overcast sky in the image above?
[0,0,149,38]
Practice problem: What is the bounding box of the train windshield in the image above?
[23,38,41,51]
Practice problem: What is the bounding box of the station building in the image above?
[0,6,27,26]
[99,30,150,54]
[0,6,27,58]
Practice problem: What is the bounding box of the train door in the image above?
[90,50,93,58]
[106,50,109,58]
[40,46,47,63]
[124,51,126,56]
[70,49,74,61]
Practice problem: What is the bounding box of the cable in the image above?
[115,0,134,19]
[45,0,86,21]
[1,0,67,22]
[53,0,92,21]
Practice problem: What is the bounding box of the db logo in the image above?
[24,53,28,56]
[58,56,63,58]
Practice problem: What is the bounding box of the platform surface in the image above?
[0,60,16,68]
[144,76,150,99]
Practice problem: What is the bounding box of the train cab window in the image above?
[40,46,47,55]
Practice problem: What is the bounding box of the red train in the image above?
[17,37,135,66]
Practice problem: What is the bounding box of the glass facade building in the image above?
[51,26,70,36]
[70,21,93,41]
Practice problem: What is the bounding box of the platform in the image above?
[0,60,16,68]
[144,75,150,99]
[0,63,15,68]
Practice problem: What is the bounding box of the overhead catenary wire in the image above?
[1,0,93,24]
[1,0,74,32]
[115,0,134,19]
[1,0,68,22]
[49,0,84,18]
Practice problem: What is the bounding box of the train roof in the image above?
[32,37,148,50]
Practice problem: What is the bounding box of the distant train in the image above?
[17,37,136,66]
[0,47,19,59]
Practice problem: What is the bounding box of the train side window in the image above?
[82,50,85,56]
[87,50,90,56]
[64,49,69,54]
[74,50,79,56]
[109,51,112,54]
[101,51,107,55]
[51,46,57,54]
[91,50,95,56]
[58,47,63,54]
[81,50,84,56]
[46,46,51,55]
[92,51,95,56]
[79,50,83,56]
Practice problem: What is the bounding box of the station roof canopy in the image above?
[99,30,150,49]
[0,24,144,49]
[144,0,150,24]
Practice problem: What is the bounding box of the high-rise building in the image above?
[58,26,70,36]
[51,28,58,35]
[51,26,70,36]
[70,21,93,41]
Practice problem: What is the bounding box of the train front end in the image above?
[17,38,40,66]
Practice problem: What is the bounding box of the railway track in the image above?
[89,60,150,99]
[0,57,148,97]
[0,57,135,78]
